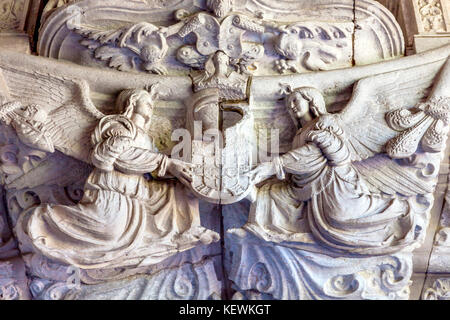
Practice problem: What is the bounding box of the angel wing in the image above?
[0,62,104,164]
[68,20,168,74]
[334,59,450,196]
[352,155,436,196]
[338,60,445,161]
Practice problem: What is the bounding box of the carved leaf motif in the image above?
[93,46,134,72]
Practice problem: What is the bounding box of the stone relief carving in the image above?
[0,257,30,300]
[37,0,404,76]
[418,0,447,32]
[0,0,29,32]
[225,45,450,300]
[30,257,222,300]
[68,21,170,75]
[0,42,449,301]
[0,68,220,270]
[0,261,20,299]
[1,0,450,301]
[228,234,413,300]
[239,73,449,253]
[423,278,450,299]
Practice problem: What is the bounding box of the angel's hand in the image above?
[167,158,194,186]
[247,162,277,185]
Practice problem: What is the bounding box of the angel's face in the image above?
[134,95,153,126]
[134,95,154,118]
[287,92,310,120]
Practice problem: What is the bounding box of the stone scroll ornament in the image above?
[0,67,219,270]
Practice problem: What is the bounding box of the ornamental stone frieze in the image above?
[0,0,449,300]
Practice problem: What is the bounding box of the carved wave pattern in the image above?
[227,232,412,300]
[31,258,222,300]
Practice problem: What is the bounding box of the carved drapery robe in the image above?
[25,115,218,269]
[246,115,422,255]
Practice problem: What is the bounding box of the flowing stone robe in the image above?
[245,115,424,255]
[26,115,218,269]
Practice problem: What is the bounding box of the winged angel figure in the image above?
[241,59,450,255]
[0,63,219,269]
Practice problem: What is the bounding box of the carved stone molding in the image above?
[30,256,222,300]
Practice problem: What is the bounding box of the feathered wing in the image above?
[352,155,435,196]
[0,62,104,164]
[68,21,168,74]
[336,60,448,196]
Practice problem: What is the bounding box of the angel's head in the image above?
[116,89,155,128]
[285,87,327,124]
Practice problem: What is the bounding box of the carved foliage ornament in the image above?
[39,0,403,75]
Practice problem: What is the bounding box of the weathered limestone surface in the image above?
[0,0,450,301]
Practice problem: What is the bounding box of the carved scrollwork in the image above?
[228,231,413,300]
[386,97,450,158]
[38,0,405,76]
[30,258,222,300]
[30,278,72,300]
[423,278,450,300]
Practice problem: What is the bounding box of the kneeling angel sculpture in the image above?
[0,70,219,269]
[243,61,450,255]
